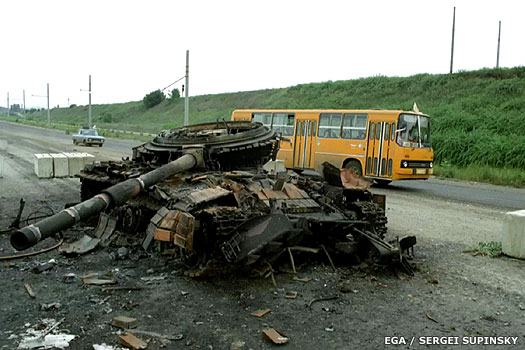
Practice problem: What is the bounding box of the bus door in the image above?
[365,121,391,177]
[293,119,316,168]
[381,121,396,178]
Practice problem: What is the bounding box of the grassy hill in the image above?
[9,67,525,184]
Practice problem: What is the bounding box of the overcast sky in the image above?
[1,0,524,108]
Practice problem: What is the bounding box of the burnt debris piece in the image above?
[10,121,415,274]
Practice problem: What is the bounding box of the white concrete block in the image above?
[51,153,69,177]
[78,152,95,167]
[34,153,54,178]
[63,152,85,176]
[502,209,525,259]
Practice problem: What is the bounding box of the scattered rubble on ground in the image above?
[16,318,76,350]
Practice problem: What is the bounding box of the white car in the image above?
[72,127,105,147]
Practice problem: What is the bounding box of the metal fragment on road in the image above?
[81,273,116,286]
[59,235,100,255]
[425,313,439,323]
[24,283,36,298]
[40,302,61,311]
[31,262,54,274]
[140,274,167,283]
[285,291,298,299]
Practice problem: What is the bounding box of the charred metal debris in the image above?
[10,121,416,275]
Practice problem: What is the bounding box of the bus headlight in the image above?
[402,161,408,168]
[429,162,433,168]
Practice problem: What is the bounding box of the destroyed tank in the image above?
[11,121,414,275]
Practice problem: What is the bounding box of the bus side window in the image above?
[286,114,295,136]
[391,123,396,141]
[319,113,341,138]
[370,123,375,140]
[384,124,390,141]
[342,113,367,140]
[376,124,381,140]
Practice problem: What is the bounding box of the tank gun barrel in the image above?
[11,153,198,251]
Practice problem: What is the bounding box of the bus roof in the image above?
[232,109,430,117]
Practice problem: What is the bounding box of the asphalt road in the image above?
[0,120,141,155]
[2,119,525,211]
[385,178,525,210]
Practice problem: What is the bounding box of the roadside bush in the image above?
[171,88,180,99]
[143,90,165,109]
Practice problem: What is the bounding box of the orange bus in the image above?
[231,109,433,183]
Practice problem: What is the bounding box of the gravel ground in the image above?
[1,126,524,350]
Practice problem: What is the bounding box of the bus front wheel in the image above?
[344,160,362,176]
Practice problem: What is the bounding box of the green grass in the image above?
[434,163,525,188]
[464,241,503,257]
[2,66,525,186]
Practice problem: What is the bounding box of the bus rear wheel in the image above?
[344,160,362,176]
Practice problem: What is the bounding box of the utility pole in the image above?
[184,50,189,126]
[81,75,92,128]
[88,75,92,128]
[7,92,9,116]
[47,83,50,124]
[23,90,26,120]
[496,21,501,68]
[32,85,51,123]
[450,6,456,74]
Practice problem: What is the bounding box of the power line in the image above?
[161,76,185,92]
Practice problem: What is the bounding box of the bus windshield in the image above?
[397,114,431,148]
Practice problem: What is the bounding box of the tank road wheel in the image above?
[180,247,207,269]
[344,160,362,176]
[119,206,143,234]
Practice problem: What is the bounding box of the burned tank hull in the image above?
[12,121,414,274]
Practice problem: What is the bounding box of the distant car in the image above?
[72,127,105,147]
